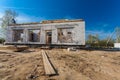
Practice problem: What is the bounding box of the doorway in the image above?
[46,31,52,44]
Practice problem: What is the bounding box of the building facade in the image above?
[5,19,85,46]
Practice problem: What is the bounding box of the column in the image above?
[23,28,29,43]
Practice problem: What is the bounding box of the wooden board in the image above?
[42,50,56,76]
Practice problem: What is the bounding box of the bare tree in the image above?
[115,27,120,43]
[1,9,18,39]
[86,34,100,47]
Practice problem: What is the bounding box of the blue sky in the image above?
[0,0,120,39]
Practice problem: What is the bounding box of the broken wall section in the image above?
[13,29,24,42]
[28,29,40,42]
[57,28,73,43]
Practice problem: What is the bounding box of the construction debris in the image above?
[67,47,77,51]
[26,65,39,80]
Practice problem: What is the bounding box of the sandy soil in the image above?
[0,49,120,80]
[0,49,45,80]
[47,49,120,80]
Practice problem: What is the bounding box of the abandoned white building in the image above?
[5,19,85,47]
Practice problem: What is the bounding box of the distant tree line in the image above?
[86,34,114,48]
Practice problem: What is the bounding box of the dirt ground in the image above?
[0,48,120,80]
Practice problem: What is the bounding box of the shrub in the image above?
[0,38,5,44]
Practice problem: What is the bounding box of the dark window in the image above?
[68,32,72,34]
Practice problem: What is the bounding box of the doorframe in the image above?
[45,30,52,44]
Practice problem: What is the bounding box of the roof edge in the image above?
[8,19,84,26]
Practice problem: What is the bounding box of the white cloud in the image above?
[103,24,109,27]
[86,30,115,39]
[64,16,75,19]
[1,6,35,10]
[0,13,3,18]
[16,15,46,23]
[0,11,46,24]
[16,16,31,23]
[16,16,33,23]
[0,12,4,26]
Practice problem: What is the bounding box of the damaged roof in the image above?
[9,19,84,26]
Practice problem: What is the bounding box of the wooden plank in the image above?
[42,50,56,76]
